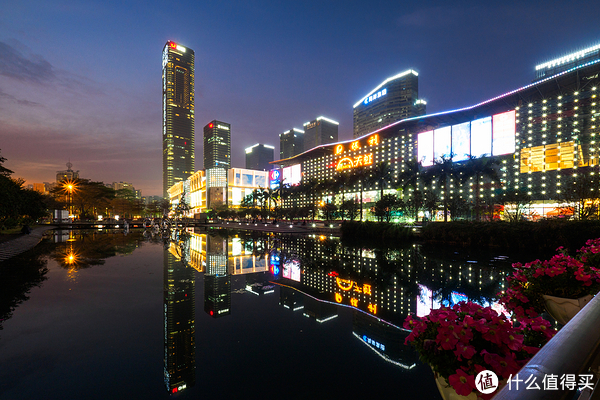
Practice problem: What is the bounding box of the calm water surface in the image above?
[0,228,541,400]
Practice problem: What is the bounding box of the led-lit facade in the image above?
[245,143,275,171]
[162,41,195,198]
[353,70,426,138]
[168,168,270,212]
[164,250,196,393]
[276,53,600,220]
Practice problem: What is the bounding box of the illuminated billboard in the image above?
[470,116,492,158]
[434,126,451,161]
[283,260,301,282]
[492,110,516,156]
[418,130,434,167]
[269,169,281,189]
[452,122,470,162]
[282,164,301,186]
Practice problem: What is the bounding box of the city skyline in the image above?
[2,1,600,195]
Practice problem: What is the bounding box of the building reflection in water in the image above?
[270,234,510,369]
[165,230,509,376]
[352,311,417,370]
[163,247,196,394]
[205,235,231,318]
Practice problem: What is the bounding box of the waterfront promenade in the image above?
[0,226,56,262]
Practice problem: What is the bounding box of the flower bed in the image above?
[499,238,600,318]
[404,302,556,399]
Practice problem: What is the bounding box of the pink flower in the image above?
[503,332,524,351]
[454,343,476,360]
[436,328,459,350]
[448,369,475,396]
[483,327,503,346]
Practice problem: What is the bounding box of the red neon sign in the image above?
[169,42,177,49]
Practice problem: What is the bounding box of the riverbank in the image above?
[0,225,57,262]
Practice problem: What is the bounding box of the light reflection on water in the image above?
[0,228,523,399]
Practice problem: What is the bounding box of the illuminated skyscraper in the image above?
[245,143,275,171]
[279,128,304,160]
[353,70,426,138]
[303,116,339,151]
[162,41,195,198]
[164,251,196,393]
[203,121,231,169]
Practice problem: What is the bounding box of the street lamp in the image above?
[63,181,77,219]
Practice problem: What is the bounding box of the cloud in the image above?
[0,41,55,84]
[0,88,41,107]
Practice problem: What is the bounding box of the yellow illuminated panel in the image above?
[368,134,379,146]
[519,141,594,173]
[336,277,354,291]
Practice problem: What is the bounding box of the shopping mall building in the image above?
[169,44,600,221]
[274,44,600,220]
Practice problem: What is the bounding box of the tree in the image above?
[347,168,369,222]
[298,178,320,220]
[460,156,501,221]
[560,167,600,220]
[501,189,531,222]
[373,194,400,223]
[340,199,360,221]
[366,161,394,201]
[320,202,337,221]
[0,150,49,228]
[422,156,460,222]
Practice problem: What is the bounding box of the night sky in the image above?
[2,0,600,196]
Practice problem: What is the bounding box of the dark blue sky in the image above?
[2,0,600,196]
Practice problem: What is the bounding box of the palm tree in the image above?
[397,157,423,221]
[422,156,460,222]
[299,178,320,220]
[367,161,394,201]
[347,168,369,221]
[459,156,501,221]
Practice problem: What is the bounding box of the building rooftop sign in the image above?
[353,69,418,108]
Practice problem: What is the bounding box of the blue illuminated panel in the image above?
[492,110,516,156]
[434,126,451,161]
[470,116,492,158]
[418,130,434,167]
[452,122,470,162]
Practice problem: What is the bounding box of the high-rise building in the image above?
[56,161,79,183]
[203,121,231,169]
[353,69,426,138]
[163,251,196,393]
[303,116,339,151]
[279,128,304,160]
[162,41,195,198]
[245,143,275,170]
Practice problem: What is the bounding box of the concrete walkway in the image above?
[0,226,56,263]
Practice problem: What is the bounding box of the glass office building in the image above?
[162,41,195,198]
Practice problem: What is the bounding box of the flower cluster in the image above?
[499,241,600,318]
[577,238,600,269]
[404,302,556,399]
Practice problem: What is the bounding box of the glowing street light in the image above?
[62,180,77,218]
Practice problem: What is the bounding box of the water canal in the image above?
[0,228,550,399]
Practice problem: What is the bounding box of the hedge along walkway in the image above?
[0,226,56,262]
